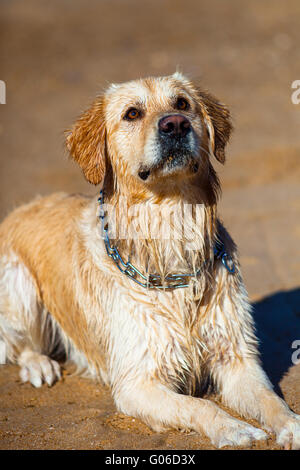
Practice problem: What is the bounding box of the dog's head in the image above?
[66,73,232,192]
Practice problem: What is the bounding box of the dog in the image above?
[0,72,299,449]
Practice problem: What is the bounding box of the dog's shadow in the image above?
[252,287,300,396]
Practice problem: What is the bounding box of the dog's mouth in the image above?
[138,169,151,181]
[138,146,199,182]
[138,156,199,181]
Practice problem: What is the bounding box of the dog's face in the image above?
[105,74,204,183]
[66,73,232,190]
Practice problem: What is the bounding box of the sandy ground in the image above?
[0,0,300,450]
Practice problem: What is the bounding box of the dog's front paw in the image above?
[18,349,61,387]
[209,417,267,449]
[276,413,300,450]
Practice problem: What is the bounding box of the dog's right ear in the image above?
[65,96,106,185]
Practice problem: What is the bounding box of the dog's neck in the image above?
[101,168,220,280]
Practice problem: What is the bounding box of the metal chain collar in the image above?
[98,189,235,290]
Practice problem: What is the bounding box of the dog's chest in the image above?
[108,285,205,387]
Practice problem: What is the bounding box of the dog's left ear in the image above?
[197,90,232,164]
[65,96,106,185]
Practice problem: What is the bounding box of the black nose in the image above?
[158,114,191,137]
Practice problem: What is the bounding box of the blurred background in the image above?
[0,0,300,450]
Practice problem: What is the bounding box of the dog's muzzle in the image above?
[158,114,197,169]
[137,114,198,181]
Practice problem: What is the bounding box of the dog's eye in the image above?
[176,97,189,111]
[124,108,141,120]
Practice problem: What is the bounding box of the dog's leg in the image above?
[207,269,300,449]
[0,253,62,387]
[114,380,267,448]
[213,357,300,449]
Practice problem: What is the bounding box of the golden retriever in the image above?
[0,72,299,449]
